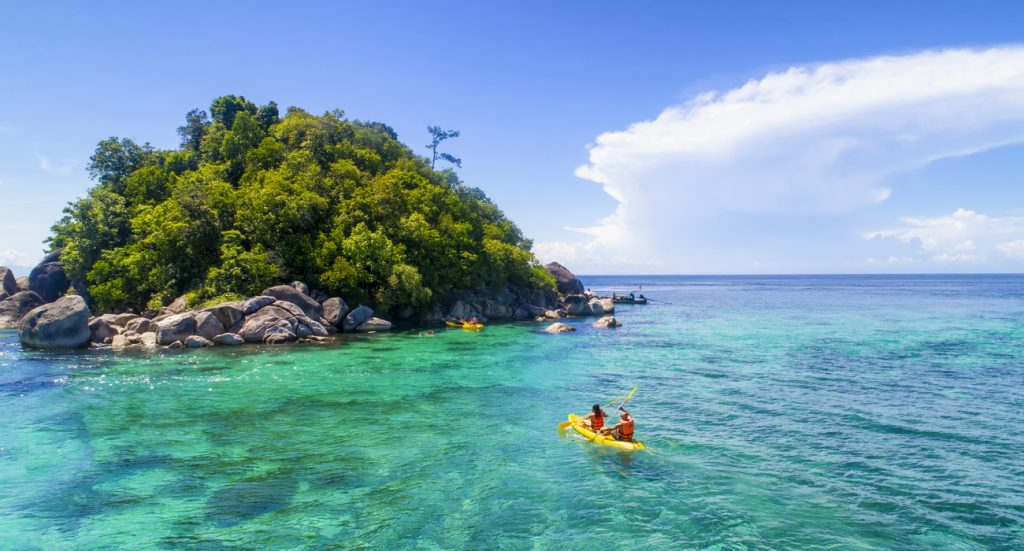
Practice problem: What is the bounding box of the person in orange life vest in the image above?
[600,406,635,441]
[580,404,607,431]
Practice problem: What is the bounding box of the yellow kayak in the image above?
[445,321,485,330]
[562,414,645,451]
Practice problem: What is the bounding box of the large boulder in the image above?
[0,291,45,328]
[155,313,196,345]
[167,294,188,314]
[290,281,309,295]
[261,285,323,320]
[322,297,350,328]
[241,295,276,315]
[89,317,118,343]
[587,298,615,316]
[592,315,622,329]
[202,302,244,330]
[309,289,329,303]
[28,261,70,303]
[112,313,139,327]
[513,303,547,321]
[544,262,585,295]
[239,305,296,343]
[342,305,375,332]
[562,294,590,316]
[356,317,393,332]
[194,311,226,340]
[543,322,576,334]
[18,295,91,349]
[125,317,155,334]
[16,276,30,292]
[0,267,18,296]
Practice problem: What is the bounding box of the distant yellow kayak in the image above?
[446,321,484,330]
[562,414,645,451]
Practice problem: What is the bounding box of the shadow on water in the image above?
[204,471,299,527]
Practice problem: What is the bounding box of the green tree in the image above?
[426,126,461,169]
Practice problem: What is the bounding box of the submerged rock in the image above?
[592,315,622,329]
[543,322,576,334]
[18,295,91,349]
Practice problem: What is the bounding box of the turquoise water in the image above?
[2,275,1023,549]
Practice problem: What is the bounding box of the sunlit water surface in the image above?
[2,275,1023,549]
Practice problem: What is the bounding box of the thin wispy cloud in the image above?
[535,46,1024,273]
[0,248,35,268]
[38,155,77,175]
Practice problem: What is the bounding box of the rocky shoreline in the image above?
[1,258,619,351]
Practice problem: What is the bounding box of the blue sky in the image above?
[2,1,1024,274]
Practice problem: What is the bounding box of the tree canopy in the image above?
[49,96,554,314]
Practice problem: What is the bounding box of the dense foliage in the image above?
[49,96,554,313]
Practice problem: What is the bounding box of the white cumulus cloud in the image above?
[865,208,1024,263]
[535,46,1024,273]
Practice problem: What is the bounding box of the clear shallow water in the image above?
[1,275,1024,549]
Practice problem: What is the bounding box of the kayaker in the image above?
[600,406,635,442]
[580,404,607,432]
[468,316,479,325]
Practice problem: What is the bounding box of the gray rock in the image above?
[194,311,225,340]
[307,320,329,337]
[241,295,275,315]
[212,333,244,346]
[272,300,306,319]
[140,332,158,350]
[89,317,117,343]
[544,262,585,295]
[125,317,155,334]
[587,298,615,316]
[167,294,188,314]
[263,324,297,344]
[322,297,350,327]
[184,335,213,348]
[0,266,17,296]
[261,285,322,320]
[202,302,244,329]
[0,291,45,328]
[111,334,130,351]
[239,305,296,343]
[164,341,185,350]
[0,291,7,302]
[544,310,562,320]
[16,276,30,292]
[295,323,312,338]
[29,260,70,302]
[420,303,444,324]
[290,281,309,295]
[342,305,374,332]
[112,313,139,327]
[357,317,393,332]
[563,295,590,316]
[155,313,196,345]
[543,322,576,334]
[18,295,91,349]
[592,315,622,329]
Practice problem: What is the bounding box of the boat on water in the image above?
[445,321,485,330]
[612,296,648,305]
[561,414,645,451]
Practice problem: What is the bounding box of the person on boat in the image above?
[600,406,635,442]
[580,404,607,432]
[468,316,479,325]
[612,291,617,299]
[629,291,635,300]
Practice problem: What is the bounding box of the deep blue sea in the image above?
[1,275,1023,549]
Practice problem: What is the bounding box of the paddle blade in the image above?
[557,420,572,431]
